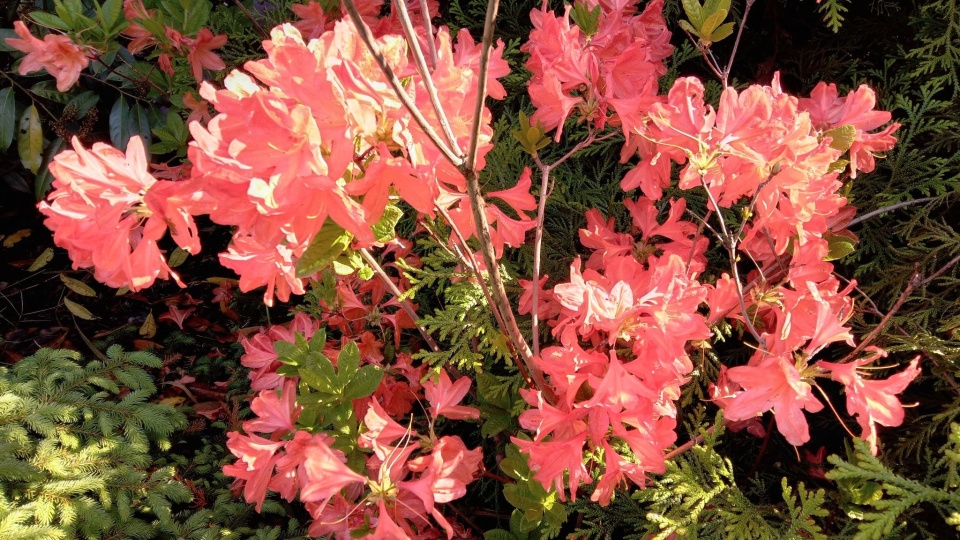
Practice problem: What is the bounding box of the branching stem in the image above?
[847,196,939,227]
[838,265,922,363]
[341,0,463,168]
[359,248,439,352]
[699,176,766,348]
[529,132,599,355]
[722,0,756,86]
[393,0,461,153]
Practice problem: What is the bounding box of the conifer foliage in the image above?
[0,347,190,540]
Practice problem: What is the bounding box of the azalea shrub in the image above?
[3,0,949,538]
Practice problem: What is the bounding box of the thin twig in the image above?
[393,0,461,153]
[699,176,765,347]
[359,248,439,352]
[530,164,552,358]
[665,426,715,461]
[745,414,776,479]
[682,30,724,83]
[91,54,169,97]
[341,0,463,168]
[847,196,939,227]
[232,0,268,38]
[418,0,439,69]
[921,253,960,286]
[530,132,597,356]
[456,0,554,401]
[0,71,57,118]
[464,0,500,172]
[838,265,922,363]
[722,0,756,85]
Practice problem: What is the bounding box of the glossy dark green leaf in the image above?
[18,105,42,174]
[66,91,99,117]
[0,88,15,152]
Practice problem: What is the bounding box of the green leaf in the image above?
[300,353,337,393]
[681,0,705,28]
[481,410,514,437]
[100,0,125,33]
[570,1,601,36]
[342,365,383,400]
[0,87,15,152]
[66,91,99,117]
[110,98,152,154]
[130,102,152,157]
[0,29,19,52]
[372,205,403,243]
[824,232,858,261]
[678,19,699,37]
[296,222,353,278]
[60,273,96,296]
[35,137,66,200]
[18,105,43,174]
[167,247,188,268]
[110,97,131,150]
[485,530,518,540]
[29,81,73,103]
[699,8,728,38]
[825,124,857,152]
[503,484,544,513]
[29,11,71,31]
[336,341,361,382]
[706,21,735,43]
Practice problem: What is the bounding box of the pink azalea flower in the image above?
[38,137,195,291]
[6,21,90,91]
[222,432,285,511]
[819,355,920,454]
[724,353,825,446]
[244,379,301,435]
[185,28,227,81]
[423,370,480,421]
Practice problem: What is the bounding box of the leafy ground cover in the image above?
[0,0,959,539]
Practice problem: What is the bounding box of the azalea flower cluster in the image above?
[516,197,711,505]
[33,0,922,526]
[37,7,525,306]
[226,312,482,539]
[523,0,673,140]
[37,136,197,290]
[515,18,914,498]
[121,0,228,81]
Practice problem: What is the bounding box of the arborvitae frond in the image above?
[568,418,833,539]
[0,348,189,539]
[819,0,850,32]
[415,275,512,372]
[827,430,960,539]
[906,0,960,96]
